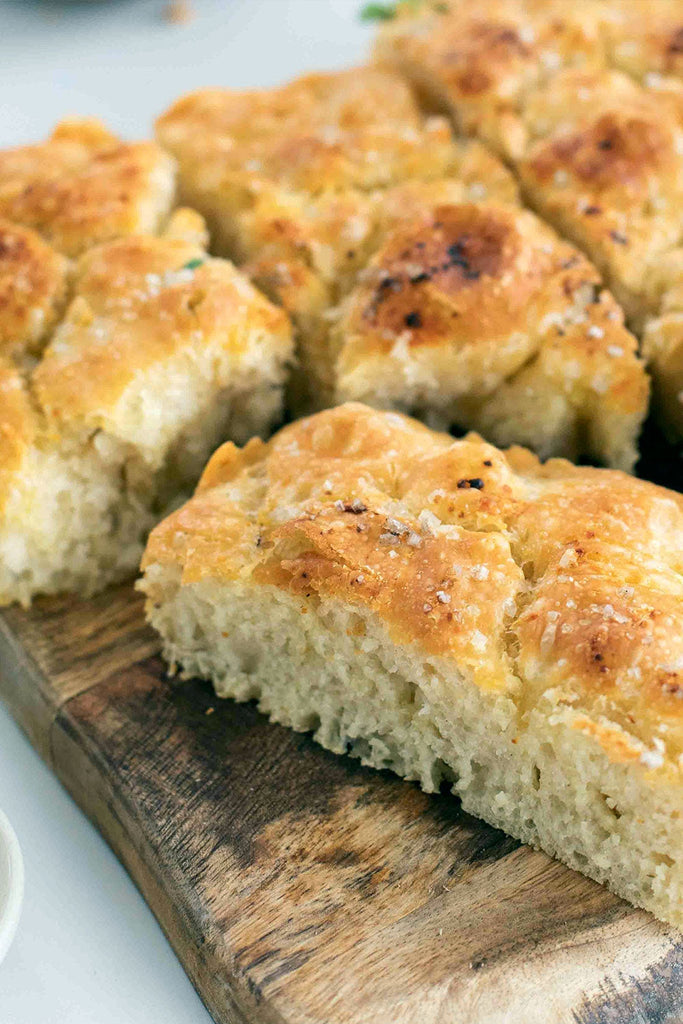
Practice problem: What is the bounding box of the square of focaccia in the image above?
[139,402,683,929]
[517,69,683,326]
[373,0,683,157]
[329,198,648,471]
[157,66,648,470]
[0,119,176,256]
[0,210,293,606]
[516,68,683,440]
[374,3,683,442]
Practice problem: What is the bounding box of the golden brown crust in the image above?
[603,0,683,83]
[0,119,176,257]
[517,68,683,321]
[332,200,648,465]
[0,359,36,504]
[0,220,70,360]
[375,4,683,439]
[26,209,291,433]
[374,0,607,157]
[156,66,648,463]
[157,68,453,200]
[0,208,293,525]
[337,202,574,358]
[143,403,683,773]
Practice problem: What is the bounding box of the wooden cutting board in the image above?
[1,581,682,1024]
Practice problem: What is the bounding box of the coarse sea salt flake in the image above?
[472,630,487,651]
[640,748,664,770]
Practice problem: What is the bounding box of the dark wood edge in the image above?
[0,616,285,1024]
[0,611,61,763]
[50,704,285,1024]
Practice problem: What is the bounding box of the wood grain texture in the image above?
[1,585,683,1024]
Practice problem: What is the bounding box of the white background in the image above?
[0,2,367,1020]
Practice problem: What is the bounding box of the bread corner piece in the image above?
[140,402,683,928]
[0,118,176,257]
[0,210,293,606]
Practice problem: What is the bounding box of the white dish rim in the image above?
[0,808,24,964]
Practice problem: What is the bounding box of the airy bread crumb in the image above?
[140,403,683,928]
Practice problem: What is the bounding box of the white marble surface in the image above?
[0,1,367,1019]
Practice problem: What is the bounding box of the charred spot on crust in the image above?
[446,241,481,280]
[610,230,628,245]
[457,478,485,489]
[337,501,367,514]
[668,26,683,54]
[455,67,492,96]
[446,22,531,97]
[531,113,667,188]
[361,206,514,339]
[378,275,402,293]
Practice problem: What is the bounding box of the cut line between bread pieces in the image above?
[373,0,683,442]
[156,64,651,471]
[0,120,293,606]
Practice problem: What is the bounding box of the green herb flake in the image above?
[182,258,205,271]
[360,2,398,21]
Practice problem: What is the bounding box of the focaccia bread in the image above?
[0,119,176,256]
[374,0,683,440]
[140,402,683,929]
[0,209,292,606]
[330,198,647,470]
[156,66,649,469]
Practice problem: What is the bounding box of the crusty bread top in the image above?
[374,1,683,152]
[156,67,461,199]
[33,208,291,432]
[373,0,607,158]
[0,219,70,360]
[0,207,293,515]
[240,152,517,302]
[0,119,176,256]
[142,403,683,778]
[518,67,683,320]
[603,0,683,82]
[374,3,683,316]
[332,199,647,421]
